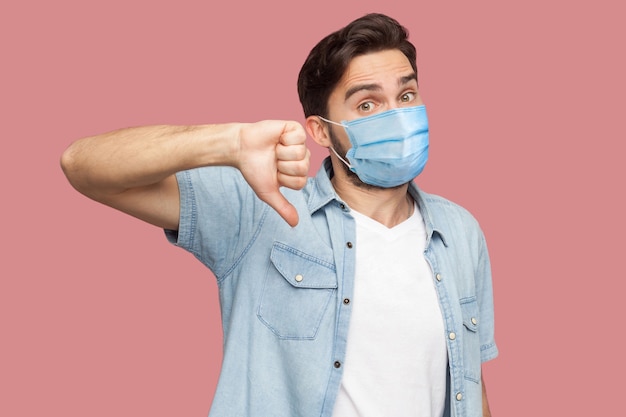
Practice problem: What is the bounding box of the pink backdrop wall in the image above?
[2,0,624,415]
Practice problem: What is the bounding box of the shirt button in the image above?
[343,298,350,305]
[449,332,456,340]
[435,273,442,281]
[295,274,303,282]
[334,361,341,368]
[471,317,478,325]
[456,392,463,401]
[339,203,346,210]
[346,242,353,248]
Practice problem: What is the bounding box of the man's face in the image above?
[325,49,423,188]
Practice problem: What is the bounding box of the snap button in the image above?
[448,332,456,340]
[295,274,303,282]
[435,273,442,281]
[346,242,353,248]
[456,392,463,401]
[343,298,350,305]
[339,203,346,210]
[471,317,478,325]
[334,361,341,368]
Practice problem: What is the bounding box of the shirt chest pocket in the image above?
[460,297,481,383]
[257,242,337,340]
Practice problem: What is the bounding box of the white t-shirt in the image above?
[332,205,448,417]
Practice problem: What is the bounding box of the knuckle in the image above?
[295,176,307,189]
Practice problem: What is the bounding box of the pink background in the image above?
[1,0,624,415]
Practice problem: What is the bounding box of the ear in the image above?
[305,116,331,148]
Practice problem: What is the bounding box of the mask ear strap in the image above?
[317,115,345,127]
[330,146,353,169]
[316,116,352,169]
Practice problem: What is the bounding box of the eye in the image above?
[358,101,375,112]
[400,92,416,103]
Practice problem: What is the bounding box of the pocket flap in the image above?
[460,297,479,333]
[270,242,337,289]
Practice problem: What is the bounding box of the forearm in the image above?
[61,119,309,228]
[61,123,239,199]
[482,376,492,417]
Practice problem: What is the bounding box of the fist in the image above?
[237,121,310,226]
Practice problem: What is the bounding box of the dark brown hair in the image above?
[297,13,417,118]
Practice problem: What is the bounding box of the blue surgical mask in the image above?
[319,105,429,188]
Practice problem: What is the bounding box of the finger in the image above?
[276,158,309,177]
[257,189,300,227]
[277,172,308,190]
[279,121,307,146]
[276,142,308,161]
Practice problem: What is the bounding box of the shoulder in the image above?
[180,166,317,222]
[179,165,246,192]
[413,187,489,257]
[417,189,480,227]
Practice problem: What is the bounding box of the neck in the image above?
[331,173,414,228]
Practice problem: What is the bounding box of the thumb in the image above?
[258,189,300,227]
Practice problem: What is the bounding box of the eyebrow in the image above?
[344,73,418,101]
[399,73,418,86]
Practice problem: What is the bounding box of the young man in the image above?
[61,13,497,417]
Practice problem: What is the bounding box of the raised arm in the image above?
[60,121,310,229]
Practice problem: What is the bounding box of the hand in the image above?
[236,121,310,227]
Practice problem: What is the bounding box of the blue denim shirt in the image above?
[166,158,498,417]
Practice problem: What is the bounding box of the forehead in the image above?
[333,49,416,99]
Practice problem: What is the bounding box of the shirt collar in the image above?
[307,157,448,247]
[409,183,449,247]
[307,157,342,214]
